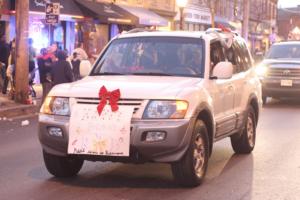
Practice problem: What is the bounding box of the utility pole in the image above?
[15,0,29,103]
[207,0,219,28]
[179,7,184,30]
[242,0,250,42]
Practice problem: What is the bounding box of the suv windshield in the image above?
[91,37,204,77]
[266,43,300,59]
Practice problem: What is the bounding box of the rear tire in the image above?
[171,120,209,187]
[43,150,84,177]
[231,106,256,154]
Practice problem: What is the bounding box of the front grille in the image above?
[268,68,300,78]
[75,98,143,114]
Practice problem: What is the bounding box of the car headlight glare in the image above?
[143,100,188,119]
[255,64,268,76]
[41,97,70,116]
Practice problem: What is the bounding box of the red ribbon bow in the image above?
[217,24,231,33]
[97,86,121,116]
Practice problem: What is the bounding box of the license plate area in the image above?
[281,80,293,87]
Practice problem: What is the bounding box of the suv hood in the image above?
[49,76,202,99]
[263,59,300,68]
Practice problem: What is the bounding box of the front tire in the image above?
[43,150,84,177]
[231,106,256,154]
[171,120,209,187]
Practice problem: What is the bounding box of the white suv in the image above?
[39,29,262,187]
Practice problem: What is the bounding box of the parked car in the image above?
[256,41,300,104]
[39,29,262,187]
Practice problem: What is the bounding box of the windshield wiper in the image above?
[91,72,126,76]
[131,72,173,76]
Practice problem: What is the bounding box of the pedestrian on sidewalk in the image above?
[71,52,81,81]
[70,42,90,80]
[0,35,10,94]
[37,48,54,101]
[28,38,37,98]
[72,42,88,61]
[51,50,74,87]
[6,38,16,99]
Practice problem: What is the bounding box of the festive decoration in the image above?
[97,86,120,116]
[217,24,231,33]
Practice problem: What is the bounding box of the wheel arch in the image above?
[248,94,260,124]
[194,103,215,156]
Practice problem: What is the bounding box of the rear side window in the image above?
[226,39,252,74]
[239,41,252,70]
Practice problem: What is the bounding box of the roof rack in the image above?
[206,28,235,49]
[124,28,158,34]
[205,28,223,34]
[206,28,238,36]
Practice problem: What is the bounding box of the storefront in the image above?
[75,0,170,57]
[73,0,138,58]
[26,0,86,54]
[248,20,273,53]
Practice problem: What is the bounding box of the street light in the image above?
[176,0,188,30]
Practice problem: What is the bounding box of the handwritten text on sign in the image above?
[68,104,133,157]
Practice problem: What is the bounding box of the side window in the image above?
[226,46,238,74]
[241,42,252,70]
[232,42,244,73]
[233,40,252,73]
[210,41,226,74]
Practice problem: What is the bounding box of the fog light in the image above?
[145,131,166,142]
[48,127,63,137]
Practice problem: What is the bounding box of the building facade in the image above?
[277,5,300,41]
[248,0,278,51]
[2,0,280,57]
[214,0,277,51]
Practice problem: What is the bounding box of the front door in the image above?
[209,41,236,137]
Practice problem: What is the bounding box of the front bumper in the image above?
[38,114,195,163]
[261,78,300,97]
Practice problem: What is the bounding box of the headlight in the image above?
[41,97,70,116]
[143,100,188,119]
[255,64,268,77]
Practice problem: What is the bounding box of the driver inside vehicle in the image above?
[186,48,202,74]
[139,44,158,70]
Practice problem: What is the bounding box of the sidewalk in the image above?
[0,84,42,119]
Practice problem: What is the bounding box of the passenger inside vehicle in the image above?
[210,42,226,74]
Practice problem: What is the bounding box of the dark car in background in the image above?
[256,41,300,104]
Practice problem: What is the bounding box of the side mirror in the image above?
[212,61,233,79]
[80,60,92,78]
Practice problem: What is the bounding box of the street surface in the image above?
[1,99,300,200]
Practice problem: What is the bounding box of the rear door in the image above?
[226,39,253,129]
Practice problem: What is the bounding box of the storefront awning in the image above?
[74,0,138,25]
[29,0,84,17]
[119,5,169,27]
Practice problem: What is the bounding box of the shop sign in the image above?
[45,2,60,24]
[175,8,211,25]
